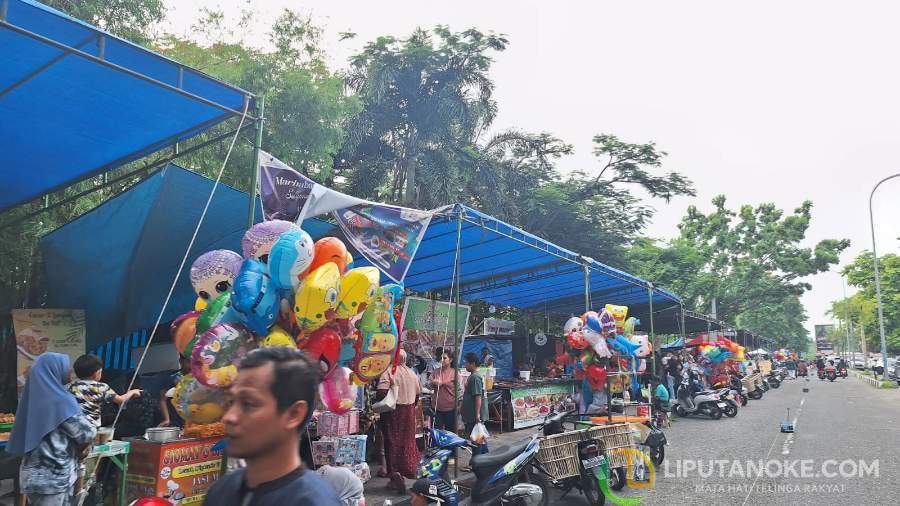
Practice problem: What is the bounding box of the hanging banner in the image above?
[12,309,86,396]
[482,318,515,336]
[258,151,363,222]
[400,297,470,359]
[334,204,433,283]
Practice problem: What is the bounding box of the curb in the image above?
[850,371,881,388]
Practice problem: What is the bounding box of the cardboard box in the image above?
[126,437,223,505]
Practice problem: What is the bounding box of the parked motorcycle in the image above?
[541,410,610,505]
[766,372,782,389]
[713,388,739,417]
[671,384,725,419]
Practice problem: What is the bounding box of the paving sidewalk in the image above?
[363,427,536,505]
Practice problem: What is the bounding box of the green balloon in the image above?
[196,291,232,335]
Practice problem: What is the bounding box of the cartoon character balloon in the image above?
[242,220,299,263]
[318,367,359,414]
[335,267,380,320]
[268,229,315,292]
[293,263,341,333]
[353,284,403,384]
[582,327,612,358]
[173,374,226,424]
[307,237,349,274]
[231,259,279,335]
[564,317,584,336]
[196,291,239,335]
[190,250,242,303]
[260,325,295,348]
[191,323,257,388]
[604,304,629,334]
[171,311,201,357]
[299,326,342,378]
[586,364,607,391]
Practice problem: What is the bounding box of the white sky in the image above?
[165,1,900,340]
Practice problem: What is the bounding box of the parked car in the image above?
[852,359,866,370]
[887,359,900,385]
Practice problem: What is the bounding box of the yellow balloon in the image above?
[336,267,380,319]
[294,263,341,332]
[261,325,295,348]
[195,297,207,311]
[604,304,629,330]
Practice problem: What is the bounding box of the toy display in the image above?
[242,220,298,262]
[172,374,226,424]
[189,250,242,303]
[191,323,256,388]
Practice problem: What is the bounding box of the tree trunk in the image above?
[860,324,867,361]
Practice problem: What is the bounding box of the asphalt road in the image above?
[555,375,900,506]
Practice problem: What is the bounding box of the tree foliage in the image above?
[43,0,165,45]
[833,251,900,353]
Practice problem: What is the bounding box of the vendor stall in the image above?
[125,436,223,504]
[489,377,576,432]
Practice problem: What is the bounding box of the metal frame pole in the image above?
[583,261,591,312]
[451,208,464,476]
[247,96,265,228]
[680,303,687,340]
[869,173,900,368]
[649,285,656,378]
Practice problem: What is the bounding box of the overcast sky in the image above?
[166,1,900,341]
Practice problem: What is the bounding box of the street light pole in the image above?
[868,172,900,367]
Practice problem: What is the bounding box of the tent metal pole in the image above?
[649,285,656,379]
[583,262,590,311]
[680,303,686,339]
[451,207,463,478]
[0,20,256,119]
[247,96,265,229]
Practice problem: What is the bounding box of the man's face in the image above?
[465,362,477,373]
[222,363,307,460]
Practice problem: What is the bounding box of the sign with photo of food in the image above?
[12,309,86,396]
[509,383,574,429]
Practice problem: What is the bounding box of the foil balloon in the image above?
[190,250,242,302]
[335,267,380,319]
[604,304,629,333]
[584,314,603,334]
[232,259,279,335]
[260,325,295,348]
[344,251,354,273]
[293,263,341,333]
[582,327,612,358]
[299,326,342,377]
[353,284,403,384]
[268,229,315,292]
[318,366,358,414]
[191,323,257,388]
[598,309,617,336]
[629,334,652,358]
[242,220,299,263]
[195,298,207,311]
[566,332,589,350]
[171,311,201,357]
[173,374,226,424]
[308,237,349,274]
[623,317,639,337]
[196,291,238,335]
[563,317,584,336]
[586,364,607,391]
[555,354,572,366]
[609,334,641,356]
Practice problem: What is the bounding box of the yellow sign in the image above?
[172,460,222,479]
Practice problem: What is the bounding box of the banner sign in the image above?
[400,297,470,359]
[334,204,432,283]
[510,383,574,429]
[482,318,515,335]
[258,153,316,222]
[12,309,86,395]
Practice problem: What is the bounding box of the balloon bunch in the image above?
[170,220,404,421]
[559,304,650,393]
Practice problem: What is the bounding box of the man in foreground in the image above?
[204,347,341,505]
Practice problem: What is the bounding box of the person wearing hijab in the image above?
[316,465,365,506]
[376,349,422,493]
[7,353,96,506]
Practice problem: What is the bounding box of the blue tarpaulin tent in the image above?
[40,165,331,349]
[0,0,253,212]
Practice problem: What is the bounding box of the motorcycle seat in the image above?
[470,439,531,479]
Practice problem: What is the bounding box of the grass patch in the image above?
[880,380,899,389]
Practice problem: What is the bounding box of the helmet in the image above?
[410,478,459,506]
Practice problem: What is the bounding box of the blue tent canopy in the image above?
[40,165,331,349]
[0,0,253,212]
[399,205,681,320]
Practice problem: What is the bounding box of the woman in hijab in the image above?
[316,465,365,506]
[8,353,96,506]
[376,349,422,493]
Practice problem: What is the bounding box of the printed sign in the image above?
[483,318,515,336]
[334,204,432,283]
[258,153,316,222]
[401,297,470,359]
[12,309,85,396]
[126,437,223,504]
[509,383,574,429]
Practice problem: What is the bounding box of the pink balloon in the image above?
[318,366,358,414]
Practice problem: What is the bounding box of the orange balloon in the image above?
[307,237,348,274]
[171,311,200,355]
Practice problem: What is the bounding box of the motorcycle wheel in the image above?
[582,469,606,506]
[708,405,723,420]
[739,395,748,407]
[723,404,738,418]
[748,389,762,400]
[609,467,627,491]
[769,379,781,389]
[650,446,665,467]
[674,404,687,417]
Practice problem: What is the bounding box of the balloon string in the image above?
[111,100,251,430]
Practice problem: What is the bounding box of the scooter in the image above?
[671,384,725,419]
[839,367,848,378]
[417,426,550,505]
[825,365,837,382]
[713,388,739,417]
[766,372,781,389]
[541,410,612,505]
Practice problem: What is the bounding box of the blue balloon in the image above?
[584,315,603,333]
[609,334,641,356]
[709,351,734,364]
[268,229,315,292]
[232,259,279,335]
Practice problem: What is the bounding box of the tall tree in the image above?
[43,0,165,45]
[838,251,900,353]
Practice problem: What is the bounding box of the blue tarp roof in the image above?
[0,0,253,212]
[40,165,331,349]
[400,205,681,318]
